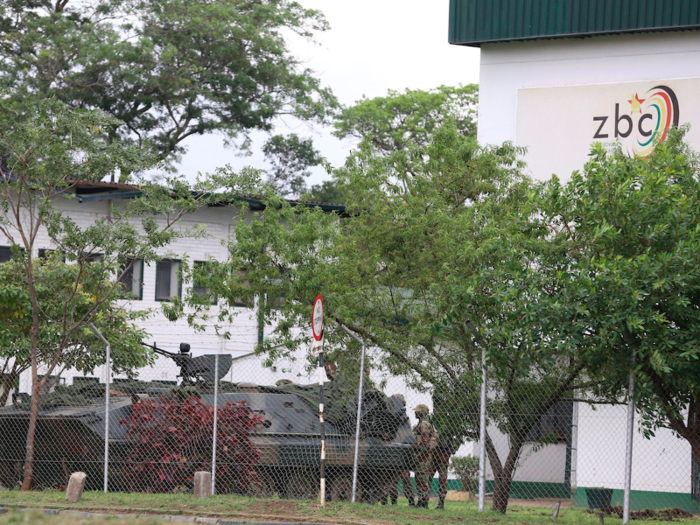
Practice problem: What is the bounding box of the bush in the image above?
[120,396,262,493]
[450,455,479,493]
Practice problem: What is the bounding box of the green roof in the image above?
[449,0,700,46]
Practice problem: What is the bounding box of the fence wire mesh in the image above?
[0,342,697,516]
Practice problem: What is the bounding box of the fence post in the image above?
[623,352,636,525]
[466,321,488,513]
[212,352,220,496]
[89,323,110,494]
[478,344,487,512]
[341,324,365,503]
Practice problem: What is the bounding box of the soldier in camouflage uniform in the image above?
[412,404,438,509]
[429,443,452,509]
[381,394,416,506]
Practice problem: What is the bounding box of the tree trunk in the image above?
[491,439,524,514]
[492,466,515,513]
[21,301,41,492]
[21,380,40,490]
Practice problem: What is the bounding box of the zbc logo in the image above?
[592,85,679,156]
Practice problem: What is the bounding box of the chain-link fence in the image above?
[0,339,696,519]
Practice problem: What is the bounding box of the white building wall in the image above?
[576,403,691,493]
[473,30,700,494]
[11,196,262,393]
[477,30,700,180]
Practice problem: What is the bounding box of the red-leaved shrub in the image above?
[120,396,262,493]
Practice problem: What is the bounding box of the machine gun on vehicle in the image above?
[140,342,232,386]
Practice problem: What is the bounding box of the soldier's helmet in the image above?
[413,404,430,415]
[391,393,406,405]
[276,379,293,386]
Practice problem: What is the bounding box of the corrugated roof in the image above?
[449,0,700,46]
[68,181,345,212]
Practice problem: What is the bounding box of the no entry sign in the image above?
[312,295,324,341]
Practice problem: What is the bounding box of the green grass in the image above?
[0,510,164,525]
[0,490,696,525]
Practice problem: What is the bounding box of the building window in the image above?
[85,253,103,263]
[118,259,144,300]
[155,259,182,301]
[232,269,251,308]
[73,377,99,385]
[525,400,572,444]
[192,261,217,305]
[0,246,12,263]
[38,249,65,261]
[264,276,285,310]
[37,375,66,395]
[0,245,23,262]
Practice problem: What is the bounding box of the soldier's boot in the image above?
[418,498,429,509]
[391,495,398,505]
[381,496,388,505]
[436,496,445,510]
[407,495,415,507]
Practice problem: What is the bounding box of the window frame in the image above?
[154,259,182,302]
[192,261,217,305]
[0,245,24,262]
[118,258,144,300]
[38,249,66,262]
[524,399,572,445]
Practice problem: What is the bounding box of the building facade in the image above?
[450,0,700,511]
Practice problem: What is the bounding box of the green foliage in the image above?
[333,85,478,153]
[0,257,150,390]
[537,129,700,456]
[182,119,576,512]
[0,0,338,165]
[306,178,345,204]
[449,455,479,493]
[0,95,262,489]
[262,134,322,198]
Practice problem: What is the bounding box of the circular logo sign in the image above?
[312,295,324,341]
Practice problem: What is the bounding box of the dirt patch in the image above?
[244,499,305,515]
[589,506,694,521]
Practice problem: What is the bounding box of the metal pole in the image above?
[89,323,110,494]
[212,353,220,496]
[478,344,487,512]
[466,320,488,513]
[318,339,326,506]
[341,324,365,504]
[623,353,636,525]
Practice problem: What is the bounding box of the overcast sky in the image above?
[174,1,481,186]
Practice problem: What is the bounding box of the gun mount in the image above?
[140,342,232,386]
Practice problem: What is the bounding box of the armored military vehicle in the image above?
[0,342,415,502]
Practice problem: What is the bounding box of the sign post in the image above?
[312,295,326,506]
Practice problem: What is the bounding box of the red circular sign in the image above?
[312,295,324,341]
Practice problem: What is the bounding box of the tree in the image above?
[0,96,259,489]
[333,85,478,153]
[262,134,322,198]
[307,178,345,204]
[0,0,338,167]
[303,84,479,205]
[0,256,149,407]
[181,121,592,513]
[537,130,700,471]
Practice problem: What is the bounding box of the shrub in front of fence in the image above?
[120,396,262,493]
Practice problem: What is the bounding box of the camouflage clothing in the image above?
[384,470,414,503]
[430,448,451,500]
[412,418,439,501]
